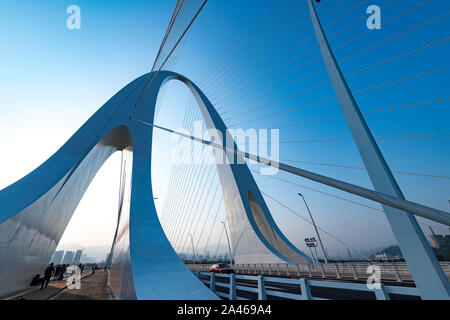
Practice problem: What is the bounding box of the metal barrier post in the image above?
[276,264,281,276]
[300,278,312,300]
[286,264,290,277]
[392,263,402,282]
[351,264,358,280]
[229,273,236,300]
[374,283,390,300]
[307,263,312,277]
[296,264,301,277]
[210,273,216,292]
[258,275,266,300]
[335,263,341,279]
[319,263,326,278]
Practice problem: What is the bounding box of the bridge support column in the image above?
[257,275,266,300]
[308,0,450,299]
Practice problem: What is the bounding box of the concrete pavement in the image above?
[52,271,113,300]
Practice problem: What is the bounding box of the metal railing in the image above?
[194,271,421,300]
[188,262,450,283]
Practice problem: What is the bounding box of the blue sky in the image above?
[0,0,449,260]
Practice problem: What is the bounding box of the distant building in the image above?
[73,249,83,265]
[51,250,64,265]
[62,251,75,265]
[371,246,403,261]
[81,254,95,264]
[374,253,388,260]
[428,227,444,249]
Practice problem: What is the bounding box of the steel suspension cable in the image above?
[202,0,301,94]
[225,65,450,124]
[200,198,224,258]
[176,159,218,252]
[272,97,450,130]
[196,0,283,86]
[279,159,450,180]
[214,0,395,114]
[217,0,431,117]
[203,1,308,98]
[260,190,372,262]
[193,183,221,254]
[254,170,450,236]
[131,118,450,226]
[212,0,378,110]
[227,37,450,127]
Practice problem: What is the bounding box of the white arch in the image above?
[0,71,309,299]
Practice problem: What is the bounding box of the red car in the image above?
[209,264,234,274]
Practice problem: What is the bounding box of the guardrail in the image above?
[194,271,421,300]
[188,262,450,283]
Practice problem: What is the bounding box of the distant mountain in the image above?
[193,243,231,257]
[369,245,403,260]
[377,246,402,257]
[359,246,393,257]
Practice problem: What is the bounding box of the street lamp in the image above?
[233,228,250,262]
[298,193,329,263]
[220,221,233,267]
[304,238,317,263]
[187,233,196,264]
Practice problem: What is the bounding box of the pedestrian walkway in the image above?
[2,271,94,300]
[52,271,113,300]
[4,278,73,300]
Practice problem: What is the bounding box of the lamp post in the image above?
[233,228,250,262]
[299,193,328,263]
[220,221,233,267]
[187,233,196,264]
[304,238,317,263]
[311,238,320,262]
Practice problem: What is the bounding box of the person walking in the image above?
[53,265,61,280]
[41,263,55,289]
[58,264,67,280]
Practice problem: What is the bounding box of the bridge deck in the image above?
[2,271,111,300]
[52,271,113,300]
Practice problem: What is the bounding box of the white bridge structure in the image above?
[0,0,449,300]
